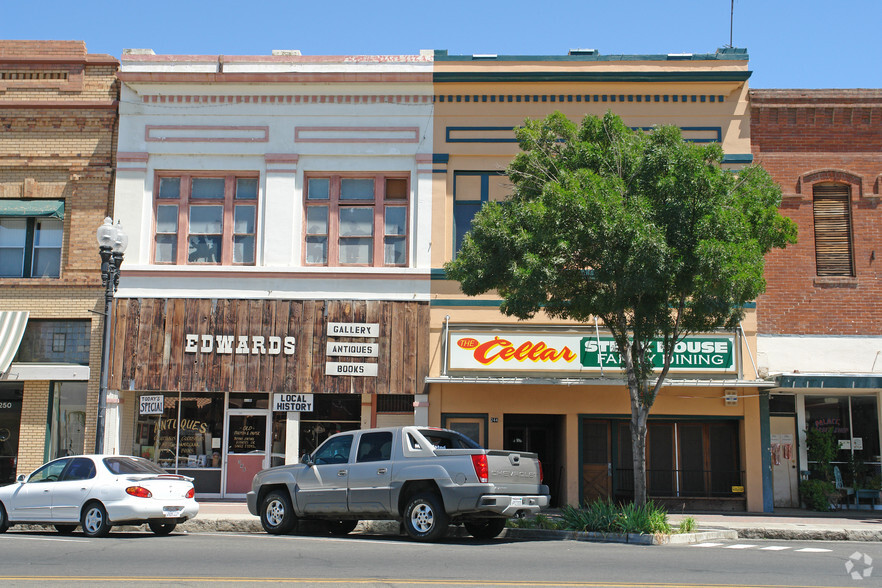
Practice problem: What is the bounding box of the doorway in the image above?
[0,385,23,485]
[223,410,270,497]
[504,414,563,506]
[582,420,611,503]
[771,416,799,508]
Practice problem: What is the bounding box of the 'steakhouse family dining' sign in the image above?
[448,331,737,374]
[108,298,429,394]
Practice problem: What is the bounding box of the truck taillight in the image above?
[539,460,544,483]
[471,454,489,483]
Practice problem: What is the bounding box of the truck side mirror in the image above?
[300,453,314,466]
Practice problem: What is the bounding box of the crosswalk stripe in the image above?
[724,544,757,549]
[760,546,791,551]
[692,542,724,547]
[795,548,832,553]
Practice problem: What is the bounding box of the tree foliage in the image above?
[444,111,797,504]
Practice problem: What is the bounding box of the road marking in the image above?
[195,532,423,546]
[0,577,852,587]
[795,547,832,553]
[691,542,724,547]
[760,546,791,551]
[0,535,90,543]
[724,544,757,549]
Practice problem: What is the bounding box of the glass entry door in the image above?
[223,410,270,497]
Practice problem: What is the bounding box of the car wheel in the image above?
[403,492,448,542]
[260,490,296,535]
[464,518,507,539]
[326,519,358,536]
[54,524,77,535]
[81,502,112,538]
[148,521,176,536]
[0,502,8,533]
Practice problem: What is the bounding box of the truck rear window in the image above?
[417,429,482,450]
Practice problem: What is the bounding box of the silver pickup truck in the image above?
[246,426,550,541]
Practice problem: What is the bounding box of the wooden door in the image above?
[582,420,611,503]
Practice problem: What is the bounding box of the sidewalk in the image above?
[185,501,882,542]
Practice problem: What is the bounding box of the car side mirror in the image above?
[16,474,26,484]
[300,453,314,466]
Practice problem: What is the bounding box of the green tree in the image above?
[444,111,797,505]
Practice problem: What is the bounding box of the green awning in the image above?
[0,199,64,220]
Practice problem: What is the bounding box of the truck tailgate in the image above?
[484,450,543,491]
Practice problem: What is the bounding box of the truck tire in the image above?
[403,492,448,542]
[260,490,297,535]
[464,518,507,539]
[327,519,358,536]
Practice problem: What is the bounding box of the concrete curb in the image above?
[13,519,881,543]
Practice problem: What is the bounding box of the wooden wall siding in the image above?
[108,298,430,395]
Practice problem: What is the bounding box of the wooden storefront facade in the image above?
[109,298,429,497]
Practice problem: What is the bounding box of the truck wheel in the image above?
[260,490,297,535]
[464,518,507,539]
[403,492,448,542]
[327,519,358,536]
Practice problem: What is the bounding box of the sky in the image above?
[2,0,880,89]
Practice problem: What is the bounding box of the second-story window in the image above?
[304,174,409,267]
[0,216,62,278]
[154,174,258,265]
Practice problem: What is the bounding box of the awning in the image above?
[775,374,882,390]
[0,199,64,220]
[0,311,28,373]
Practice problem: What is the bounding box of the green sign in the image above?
[579,336,735,372]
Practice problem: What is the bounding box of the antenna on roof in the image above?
[728,0,735,48]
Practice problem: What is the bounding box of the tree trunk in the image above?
[631,404,650,506]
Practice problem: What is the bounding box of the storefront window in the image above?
[48,382,87,459]
[298,394,361,456]
[133,393,224,493]
[0,385,22,485]
[805,395,881,478]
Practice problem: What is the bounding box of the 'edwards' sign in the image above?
[448,332,736,374]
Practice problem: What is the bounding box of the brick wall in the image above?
[751,90,882,335]
[0,41,118,467]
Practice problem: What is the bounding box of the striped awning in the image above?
[0,311,28,373]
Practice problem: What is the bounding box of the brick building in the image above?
[751,90,882,508]
[0,41,118,482]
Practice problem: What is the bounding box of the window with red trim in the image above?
[304,174,409,267]
[153,174,257,265]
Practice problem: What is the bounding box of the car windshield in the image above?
[417,428,482,450]
[103,456,167,475]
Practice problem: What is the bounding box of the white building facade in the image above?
[110,50,434,497]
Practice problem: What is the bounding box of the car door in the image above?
[348,431,393,514]
[7,458,70,521]
[296,434,352,515]
[51,457,97,521]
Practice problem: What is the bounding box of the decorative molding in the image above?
[145,124,269,143]
[796,169,863,197]
[294,126,420,144]
[140,94,433,105]
[436,93,726,105]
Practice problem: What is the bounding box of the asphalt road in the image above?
[0,528,879,587]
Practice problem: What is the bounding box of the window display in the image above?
[134,393,223,471]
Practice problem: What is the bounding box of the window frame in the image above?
[0,216,63,278]
[303,173,410,268]
[452,170,509,259]
[152,172,259,266]
[812,182,855,277]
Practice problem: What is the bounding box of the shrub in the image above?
[678,516,696,534]
[559,500,671,535]
[800,479,837,511]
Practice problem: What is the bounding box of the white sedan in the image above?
[0,455,199,537]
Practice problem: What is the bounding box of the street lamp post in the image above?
[95,217,127,454]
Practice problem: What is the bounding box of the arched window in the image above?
[812,183,854,277]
